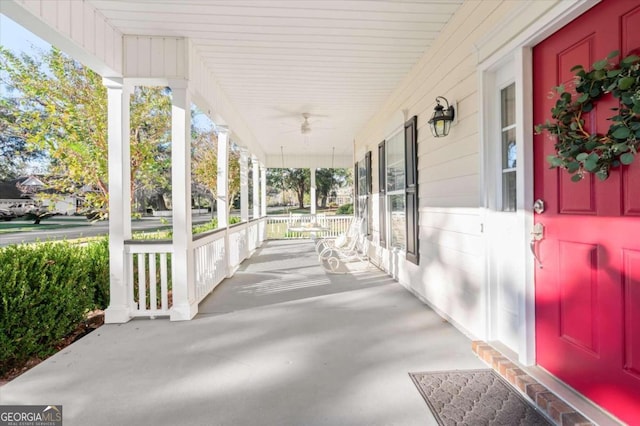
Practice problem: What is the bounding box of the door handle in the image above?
[530,222,544,268]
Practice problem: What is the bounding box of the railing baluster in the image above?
[149,253,157,312]
[160,253,168,311]
[137,253,146,311]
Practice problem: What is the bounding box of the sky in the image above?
[0,13,214,131]
[0,14,51,54]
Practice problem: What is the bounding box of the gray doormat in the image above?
[409,369,553,426]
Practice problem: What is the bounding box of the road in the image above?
[0,214,215,247]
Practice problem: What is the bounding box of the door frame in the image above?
[478,0,601,366]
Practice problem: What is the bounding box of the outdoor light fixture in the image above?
[428,96,455,137]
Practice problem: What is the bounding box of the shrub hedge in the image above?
[336,203,353,215]
[0,238,109,375]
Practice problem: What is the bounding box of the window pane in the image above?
[501,83,515,128]
[502,127,517,169]
[502,171,516,212]
[358,160,367,195]
[386,132,405,192]
[389,194,405,250]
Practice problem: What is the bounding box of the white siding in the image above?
[3,0,123,77]
[355,0,565,338]
[123,35,187,80]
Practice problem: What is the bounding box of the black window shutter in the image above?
[365,151,372,195]
[365,150,372,237]
[378,141,386,248]
[404,115,419,264]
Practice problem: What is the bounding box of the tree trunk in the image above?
[297,189,305,209]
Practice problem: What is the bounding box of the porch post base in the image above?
[170,302,198,321]
[104,306,132,324]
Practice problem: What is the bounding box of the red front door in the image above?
[533,1,640,423]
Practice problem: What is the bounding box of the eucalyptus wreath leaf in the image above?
[571,64,584,72]
[567,161,580,173]
[621,55,640,65]
[612,126,631,139]
[584,159,599,172]
[618,76,635,90]
[613,143,630,152]
[577,93,589,103]
[547,155,563,167]
[571,174,584,182]
[576,152,589,161]
[593,59,608,70]
[607,50,620,60]
[620,152,635,165]
[596,170,609,181]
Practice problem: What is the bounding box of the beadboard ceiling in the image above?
[89,0,463,162]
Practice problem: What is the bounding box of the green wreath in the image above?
[535,50,640,181]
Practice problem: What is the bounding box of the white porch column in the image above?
[169,83,197,321]
[240,148,249,222]
[104,77,132,324]
[260,164,267,217]
[252,155,260,219]
[310,168,317,215]
[216,127,229,228]
[216,127,232,277]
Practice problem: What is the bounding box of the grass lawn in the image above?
[0,220,90,234]
[267,207,339,215]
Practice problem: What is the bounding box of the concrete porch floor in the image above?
[0,240,485,426]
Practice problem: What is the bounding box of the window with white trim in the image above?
[386,130,405,250]
[501,82,516,212]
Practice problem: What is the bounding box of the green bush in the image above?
[193,216,241,235]
[336,203,353,215]
[0,238,109,375]
[83,238,110,309]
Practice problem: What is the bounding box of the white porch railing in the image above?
[125,241,173,318]
[192,228,226,304]
[122,215,353,319]
[266,214,353,239]
[124,217,267,318]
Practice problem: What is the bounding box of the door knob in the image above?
[530,222,544,268]
[533,199,545,214]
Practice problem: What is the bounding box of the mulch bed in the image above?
[0,310,104,386]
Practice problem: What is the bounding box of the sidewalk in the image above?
[0,240,485,425]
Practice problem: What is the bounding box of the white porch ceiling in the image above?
[89,0,463,163]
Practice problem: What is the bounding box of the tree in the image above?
[191,124,241,214]
[314,168,352,208]
[129,86,172,213]
[284,168,310,209]
[191,126,218,212]
[0,101,43,179]
[0,46,172,218]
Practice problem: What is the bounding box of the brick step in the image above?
[471,341,594,426]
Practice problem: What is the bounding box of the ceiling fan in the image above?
[300,113,312,135]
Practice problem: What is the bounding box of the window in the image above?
[378,141,386,248]
[356,151,372,235]
[381,115,418,265]
[386,130,405,250]
[501,83,516,212]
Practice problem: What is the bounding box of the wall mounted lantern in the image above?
[428,96,455,137]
